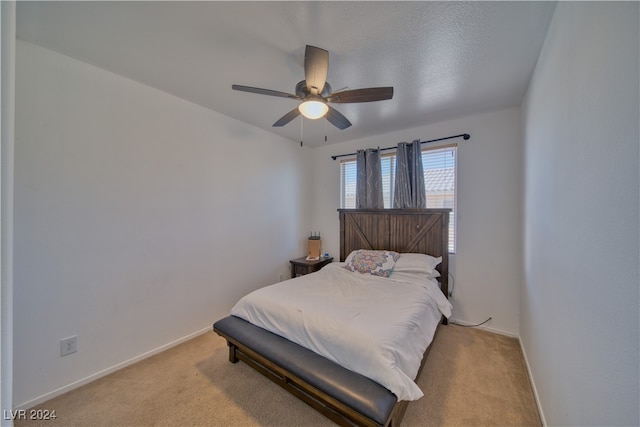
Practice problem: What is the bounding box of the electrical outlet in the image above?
[60,336,77,357]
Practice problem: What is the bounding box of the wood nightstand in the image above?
[290,257,334,278]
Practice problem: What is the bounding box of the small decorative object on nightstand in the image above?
[290,256,334,278]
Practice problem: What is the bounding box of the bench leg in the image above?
[228,342,239,363]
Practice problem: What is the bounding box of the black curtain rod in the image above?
[330,133,470,160]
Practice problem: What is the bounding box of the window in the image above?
[340,145,457,253]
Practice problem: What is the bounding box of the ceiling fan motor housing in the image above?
[295,80,332,99]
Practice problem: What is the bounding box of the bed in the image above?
[213,209,451,426]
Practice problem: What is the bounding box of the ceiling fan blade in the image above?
[273,108,301,127]
[304,45,329,96]
[327,87,394,103]
[232,84,300,100]
[326,106,352,130]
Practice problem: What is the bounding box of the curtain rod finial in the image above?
[463,134,470,140]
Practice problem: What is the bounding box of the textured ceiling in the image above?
[16,1,557,148]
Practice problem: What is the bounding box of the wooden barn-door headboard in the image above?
[338,209,451,297]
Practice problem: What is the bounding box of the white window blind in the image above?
[340,145,457,253]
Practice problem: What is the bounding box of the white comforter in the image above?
[230,262,452,401]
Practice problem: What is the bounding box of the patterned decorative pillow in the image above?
[343,250,400,277]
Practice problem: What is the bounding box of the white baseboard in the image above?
[448,317,519,338]
[519,337,547,426]
[15,325,213,410]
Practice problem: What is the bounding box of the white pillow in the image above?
[342,249,400,277]
[393,253,442,275]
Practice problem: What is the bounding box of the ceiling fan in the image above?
[232,45,394,130]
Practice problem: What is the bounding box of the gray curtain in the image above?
[356,149,384,209]
[393,139,426,208]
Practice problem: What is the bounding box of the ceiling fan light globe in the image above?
[299,99,328,120]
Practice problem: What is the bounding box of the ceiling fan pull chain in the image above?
[324,117,328,142]
[300,115,303,147]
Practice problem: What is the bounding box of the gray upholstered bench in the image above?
[213,315,400,426]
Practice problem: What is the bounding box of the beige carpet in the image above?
[17,325,541,427]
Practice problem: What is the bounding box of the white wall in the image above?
[13,40,313,407]
[1,2,16,424]
[521,3,639,426]
[312,107,523,336]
